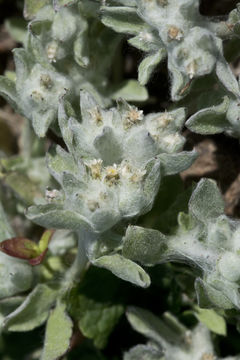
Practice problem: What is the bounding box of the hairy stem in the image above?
[61,236,89,291]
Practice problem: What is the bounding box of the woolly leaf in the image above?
[216,60,240,98]
[93,254,150,288]
[101,6,146,35]
[189,178,224,222]
[123,226,167,266]
[3,284,57,331]
[158,150,198,176]
[111,80,148,102]
[26,204,92,231]
[41,302,73,360]
[138,50,166,85]
[186,96,230,134]
[195,278,233,310]
[0,76,18,110]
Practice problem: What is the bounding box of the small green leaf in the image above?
[41,302,73,360]
[158,150,198,176]
[189,178,224,222]
[32,109,56,138]
[111,80,148,102]
[26,204,92,231]
[3,284,57,331]
[101,6,146,35]
[128,32,160,52]
[123,226,167,266]
[76,294,124,349]
[168,61,191,101]
[216,60,240,98]
[177,212,195,231]
[126,307,178,345]
[0,296,24,330]
[38,229,55,253]
[0,76,18,110]
[186,96,230,134]
[93,254,151,288]
[194,306,227,336]
[195,278,233,310]
[138,49,166,85]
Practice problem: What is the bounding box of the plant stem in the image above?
[61,236,89,291]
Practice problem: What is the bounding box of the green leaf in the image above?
[32,109,56,138]
[75,294,124,349]
[177,212,195,231]
[0,262,31,302]
[189,178,224,222]
[0,76,18,110]
[216,60,240,98]
[195,278,233,310]
[111,80,148,102]
[93,254,151,288]
[158,150,198,176]
[194,306,227,336]
[41,302,73,360]
[168,61,191,101]
[142,158,161,213]
[123,226,167,266]
[126,307,179,345]
[128,32,161,52]
[3,284,57,331]
[26,204,92,231]
[138,50,166,85]
[68,266,127,350]
[186,96,230,134]
[101,6,146,35]
[0,296,24,330]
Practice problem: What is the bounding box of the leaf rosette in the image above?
[27,91,196,233]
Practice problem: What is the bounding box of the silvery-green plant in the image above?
[25,90,196,287]
[101,0,240,100]
[1,0,240,359]
[125,307,240,360]
[122,178,240,309]
[0,0,147,137]
[186,87,240,138]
